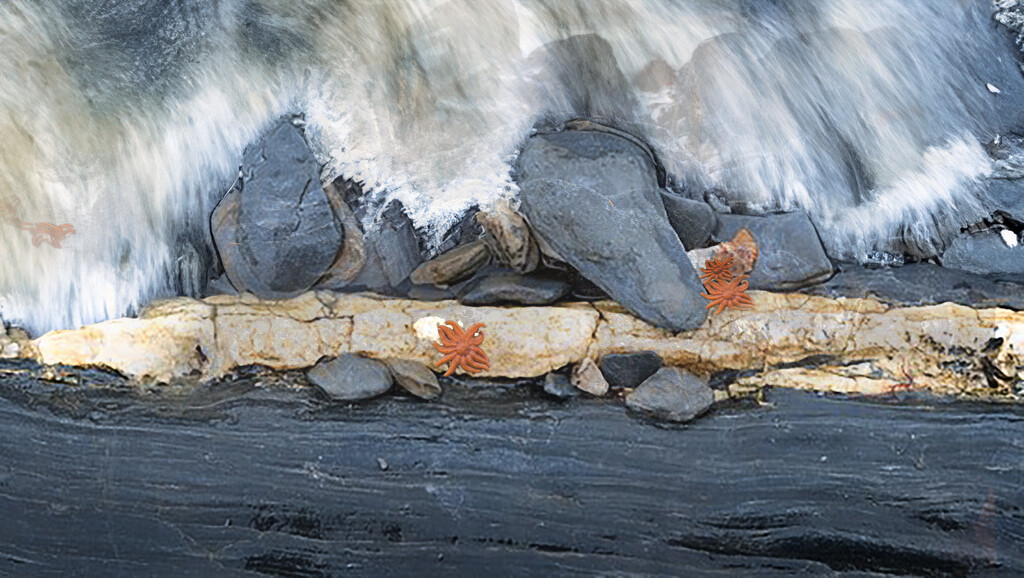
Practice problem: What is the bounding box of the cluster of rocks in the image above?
[307,347,715,423]
[205,115,838,335]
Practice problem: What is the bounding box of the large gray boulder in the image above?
[516,130,708,331]
[212,119,342,298]
[714,212,833,290]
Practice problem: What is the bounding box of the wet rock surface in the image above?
[457,270,570,306]
[385,359,442,400]
[626,367,714,423]
[212,119,343,298]
[802,261,1024,310]
[600,351,662,389]
[1,382,1019,576]
[660,192,717,250]
[542,371,579,398]
[516,129,708,331]
[714,212,833,290]
[940,229,1024,281]
[352,201,422,291]
[409,241,490,287]
[306,354,392,401]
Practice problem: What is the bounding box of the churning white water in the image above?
[0,0,1022,335]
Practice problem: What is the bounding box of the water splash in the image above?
[1,0,1021,334]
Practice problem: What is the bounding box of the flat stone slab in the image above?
[22,290,1024,400]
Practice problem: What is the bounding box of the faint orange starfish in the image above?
[701,274,754,314]
[433,320,490,376]
[18,222,76,248]
[700,256,734,284]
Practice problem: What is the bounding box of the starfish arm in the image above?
[464,323,486,337]
[462,358,487,372]
[435,352,458,368]
[444,321,466,339]
[443,357,461,376]
[468,348,489,363]
[432,342,457,354]
[468,333,485,346]
[437,324,458,343]
[715,301,728,315]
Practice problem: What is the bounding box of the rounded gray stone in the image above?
[626,367,714,423]
[307,354,393,401]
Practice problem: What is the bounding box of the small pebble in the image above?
[377,457,389,471]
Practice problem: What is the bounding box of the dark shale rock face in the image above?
[516,129,708,331]
[940,229,1024,282]
[212,118,342,298]
[714,212,833,290]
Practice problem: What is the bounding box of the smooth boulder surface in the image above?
[714,212,833,290]
[306,354,393,401]
[940,229,1024,281]
[516,130,708,331]
[626,367,714,423]
[385,359,442,400]
[213,119,342,298]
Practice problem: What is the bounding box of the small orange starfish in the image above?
[433,320,490,376]
[700,256,735,284]
[701,274,755,314]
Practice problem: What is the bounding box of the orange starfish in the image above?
[701,274,755,314]
[700,256,734,284]
[433,320,490,376]
[18,221,76,248]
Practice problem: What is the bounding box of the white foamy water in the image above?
[0,0,1021,334]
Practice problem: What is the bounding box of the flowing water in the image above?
[1,0,1022,335]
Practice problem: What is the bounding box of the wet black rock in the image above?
[660,192,717,250]
[626,367,714,423]
[385,359,442,400]
[801,260,1024,310]
[542,372,579,399]
[714,212,833,290]
[458,270,570,306]
[600,351,663,389]
[940,229,1024,281]
[986,179,1024,225]
[351,201,422,291]
[307,355,393,401]
[212,119,342,298]
[516,130,708,331]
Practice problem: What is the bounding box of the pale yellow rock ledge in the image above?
[26,291,1024,399]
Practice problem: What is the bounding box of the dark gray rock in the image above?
[542,372,579,399]
[600,352,663,389]
[800,261,1024,310]
[660,193,717,250]
[409,241,490,287]
[212,119,343,298]
[626,367,714,423]
[458,270,570,306]
[385,359,442,400]
[985,179,1024,225]
[352,201,422,290]
[306,355,392,401]
[714,212,833,290]
[516,130,708,331]
[940,229,1024,281]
